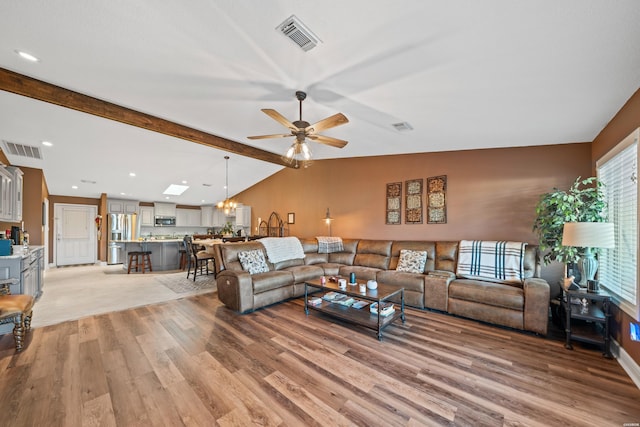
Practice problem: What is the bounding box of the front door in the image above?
[54,203,97,266]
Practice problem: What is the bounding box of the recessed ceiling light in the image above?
[41,141,53,147]
[15,50,39,62]
[163,184,189,196]
[129,172,136,177]
[120,192,126,195]
[71,185,78,189]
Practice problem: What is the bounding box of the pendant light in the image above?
[217,156,237,215]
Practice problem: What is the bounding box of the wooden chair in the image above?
[185,236,215,281]
[0,279,34,352]
[127,251,152,273]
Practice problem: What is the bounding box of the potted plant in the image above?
[220,221,235,237]
[532,176,608,266]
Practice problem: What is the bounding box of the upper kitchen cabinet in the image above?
[201,206,214,227]
[154,202,176,217]
[235,205,252,227]
[176,208,201,227]
[139,206,154,226]
[0,166,23,222]
[108,199,139,214]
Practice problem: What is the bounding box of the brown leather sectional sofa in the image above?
[213,238,550,334]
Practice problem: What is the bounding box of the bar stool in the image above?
[178,242,188,270]
[0,279,33,352]
[127,251,153,273]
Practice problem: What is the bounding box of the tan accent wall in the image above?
[591,88,640,367]
[236,143,592,244]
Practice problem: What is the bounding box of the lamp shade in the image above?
[562,222,615,248]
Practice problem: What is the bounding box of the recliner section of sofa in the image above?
[213,237,550,334]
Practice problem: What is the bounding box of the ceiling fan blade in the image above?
[305,113,349,134]
[307,134,348,149]
[247,133,293,140]
[261,109,298,131]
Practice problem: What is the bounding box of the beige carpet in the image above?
[31,264,217,328]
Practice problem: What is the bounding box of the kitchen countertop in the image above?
[0,245,44,259]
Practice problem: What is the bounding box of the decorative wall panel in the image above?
[427,175,447,224]
[405,178,423,224]
[385,182,402,225]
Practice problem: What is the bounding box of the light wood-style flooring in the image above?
[1,292,639,426]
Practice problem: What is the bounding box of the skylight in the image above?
[163,184,189,196]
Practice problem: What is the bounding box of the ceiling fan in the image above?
[248,91,349,165]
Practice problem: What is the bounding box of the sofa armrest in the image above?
[217,270,254,313]
[523,277,550,335]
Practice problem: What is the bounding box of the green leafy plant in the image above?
[532,176,607,264]
[220,221,235,235]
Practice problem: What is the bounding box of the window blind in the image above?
[597,130,638,319]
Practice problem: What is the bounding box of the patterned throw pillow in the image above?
[238,250,269,274]
[396,249,428,274]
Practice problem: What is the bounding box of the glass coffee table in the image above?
[304,277,405,340]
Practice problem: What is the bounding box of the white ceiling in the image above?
[1,1,639,206]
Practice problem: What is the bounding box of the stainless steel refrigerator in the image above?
[107,213,138,264]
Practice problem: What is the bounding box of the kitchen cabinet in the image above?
[201,206,214,227]
[0,166,23,222]
[139,206,154,226]
[212,208,227,227]
[235,205,251,227]
[154,202,176,217]
[176,208,201,227]
[108,199,139,214]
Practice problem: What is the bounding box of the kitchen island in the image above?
[113,239,183,272]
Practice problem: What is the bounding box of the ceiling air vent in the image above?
[2,140,43,159]
[276,15,321,52]
[392,122,414,132]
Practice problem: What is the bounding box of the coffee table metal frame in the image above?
[304,277,405,340]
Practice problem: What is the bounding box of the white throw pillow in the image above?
[396,249,428,274]
[238,249,269,274]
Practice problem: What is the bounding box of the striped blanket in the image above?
[456,240,527,284]
[317,236,344,254]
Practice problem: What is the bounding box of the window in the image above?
[596,128,639,320]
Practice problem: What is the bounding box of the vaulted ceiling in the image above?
[1,1,639,206]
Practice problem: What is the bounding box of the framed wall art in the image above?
[385,182,402,225]
[405,178,423,224]
[287,212,295,224]
[427,175,447,224]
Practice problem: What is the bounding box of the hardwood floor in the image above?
[0,292,638,426]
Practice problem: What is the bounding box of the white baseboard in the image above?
[612,338,640,389]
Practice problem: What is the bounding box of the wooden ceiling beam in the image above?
[0,67,293,168]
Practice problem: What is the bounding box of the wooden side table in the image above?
[563,288,612,358]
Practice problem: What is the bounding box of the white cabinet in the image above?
[235,206,252,227]
[139,206,154,226]
[176,208,201,227]
[0,167,13,221]
[0,166,23,222]
[201,206,214,227]
[108,199,139,214]
[7,167,23,222]
[154,202,176,217]
[212,208,227,227]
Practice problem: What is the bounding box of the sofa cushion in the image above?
[353,240,392,269]
[327,239,359,265]
[390,241,436,272]
[252,271,294,294]
[285,264,325,284]
[448,279,524,311]
[238,250,270,274]
[376,270,425,293]
[396,249,428,274]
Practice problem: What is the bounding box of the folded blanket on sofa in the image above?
[317,236,344,253]
[259,237,305,263]
[456,240,527,284]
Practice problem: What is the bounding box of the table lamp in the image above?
[562,222,615,287]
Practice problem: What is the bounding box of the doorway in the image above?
[53,203,97,266]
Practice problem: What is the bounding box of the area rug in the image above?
[153,272,218,294]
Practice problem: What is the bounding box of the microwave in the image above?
[154,216,176,227]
